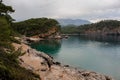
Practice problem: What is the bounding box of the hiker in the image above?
[27,49,30,56]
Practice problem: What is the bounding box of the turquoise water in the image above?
[30,35,120,80]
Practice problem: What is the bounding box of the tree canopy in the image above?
[0,0,15,22]
[12,18,61,36]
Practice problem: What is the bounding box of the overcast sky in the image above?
[4,0,120,22]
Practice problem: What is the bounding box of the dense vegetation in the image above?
[61,20,120,34]
[0,1,40,80]
[78,20,120,33]
[61,25,79,34]
[12,18,61,37]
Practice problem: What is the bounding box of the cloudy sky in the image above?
[4,0,120,22]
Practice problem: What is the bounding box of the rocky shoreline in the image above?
[12,40,114,80]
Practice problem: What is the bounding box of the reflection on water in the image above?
[31,36,120,80]
[79,35,120,47]
[79,35,120,43]
[30,39,61,56]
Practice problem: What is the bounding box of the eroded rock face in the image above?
[44,65,113,80]
[80,71,113,80]
[14,43,113,80]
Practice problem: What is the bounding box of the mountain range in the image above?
[57,19,91,26]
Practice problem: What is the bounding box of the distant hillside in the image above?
[61,20,120,35]
[78,20,120,35]
[57,19,91,26]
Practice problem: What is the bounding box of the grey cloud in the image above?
[4,0,120,21]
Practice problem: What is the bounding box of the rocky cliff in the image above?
[84,27,120,36]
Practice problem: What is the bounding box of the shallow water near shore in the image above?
[30,35,120,80]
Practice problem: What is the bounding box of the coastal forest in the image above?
[0,0,120,80]
[62,20,120,35]
[12,18,61,37]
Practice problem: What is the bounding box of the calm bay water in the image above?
[30,35,120,80]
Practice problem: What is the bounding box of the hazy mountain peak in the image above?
[57,19,91,26]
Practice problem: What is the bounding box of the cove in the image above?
[30,35,120,80]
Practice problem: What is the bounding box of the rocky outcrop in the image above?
[84,27,120,36]
[45,65,113,80]
[13,43,114,80]
[35,27,59,38]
